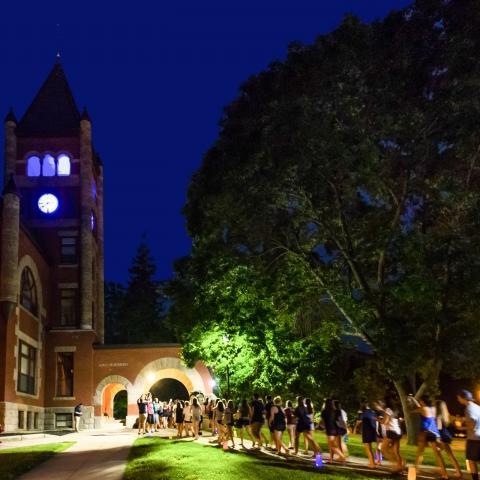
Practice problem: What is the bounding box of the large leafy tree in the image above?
[182,0,480,441]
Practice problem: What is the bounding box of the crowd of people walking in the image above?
[137,389,480,479]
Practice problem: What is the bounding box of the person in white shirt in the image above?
[458,389,480,480]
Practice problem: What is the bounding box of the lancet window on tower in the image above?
[26,156,41,176]
[26,153,71,177]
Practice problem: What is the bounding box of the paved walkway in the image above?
[16,429,136,480]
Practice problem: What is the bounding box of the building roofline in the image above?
[93,343,181,350]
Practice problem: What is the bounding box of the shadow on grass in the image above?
[125,437,394,480]
[0,442,74,480]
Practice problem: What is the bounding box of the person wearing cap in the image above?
[457,389,480,480]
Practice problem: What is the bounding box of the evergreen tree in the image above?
[105,237,173,343]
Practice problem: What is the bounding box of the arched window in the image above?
[26,156,41,177]
[42,154,55,177]
[20,267,38,316]
[57,154,71,176]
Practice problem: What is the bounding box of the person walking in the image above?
[295,396,321,458]
[236,398,253,447]
[214,400,226,446]
[265,395,275,449]
[269,396,290,455]
[360,400,377,468]
[74,403,83,432]
[409,395,448,479]
[321,398,345,463]
[334,400,349,457]
[457,389,480,480]
[183,400,193,437]
[191,397,202,440]
[250,393,266,449]
[175,400,185,438]
[284,400,296,450]
[224,400,236,448]
[436,399,462,479]
[380,399,404,474]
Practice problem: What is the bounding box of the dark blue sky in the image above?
[0,0,411,282]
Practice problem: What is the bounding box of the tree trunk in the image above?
[394,380,419,445]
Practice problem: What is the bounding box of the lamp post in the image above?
[222,335,231,399]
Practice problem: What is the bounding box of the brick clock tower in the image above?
[0,60,104,430]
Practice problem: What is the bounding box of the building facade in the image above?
[0,62,212,433]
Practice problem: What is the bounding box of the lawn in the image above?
[0,442,74,479]
[125,437,389,480]
[285,430,466,469]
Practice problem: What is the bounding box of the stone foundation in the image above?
[0,401,45,432]
[44,405,94,430]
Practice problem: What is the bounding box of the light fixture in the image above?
[147,373,155,383]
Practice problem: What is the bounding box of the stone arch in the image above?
[93,375,134,428]
[17,255,43,317]
[93,374,133,406]
[132,357,207,399]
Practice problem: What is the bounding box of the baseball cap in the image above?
[458,389,473,401]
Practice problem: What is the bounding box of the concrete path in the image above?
[16,429,136,480]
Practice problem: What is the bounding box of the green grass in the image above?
[274,430,466,469]
[0,442,74,479]
[125,437,388,480]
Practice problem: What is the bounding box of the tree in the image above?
[183,0,480,442]
[104,281,126,344]
[105,238,174,344]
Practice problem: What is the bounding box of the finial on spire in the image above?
[4,107,17,124]
[56,51,61,63]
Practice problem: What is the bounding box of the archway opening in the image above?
[150,378,189,401]
[113,390,127,420]
[101,383,127,420]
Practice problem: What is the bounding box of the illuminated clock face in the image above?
[37,193,59,214]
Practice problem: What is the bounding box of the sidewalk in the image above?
[16,429,136,480]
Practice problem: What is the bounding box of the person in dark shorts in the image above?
[295,396,321,457]
[265,395,275,449]
[249,393,266,449]
[436,400,462,478]
[175,400,185,438]
[269,396,289,455]
[380,399,403,474]
[321,398,345,463]
[236,398,253,447]
[458,389,480,480]
[360,401,377,468]
[408,395,447,478]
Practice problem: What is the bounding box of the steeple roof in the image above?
[17,62,81,137]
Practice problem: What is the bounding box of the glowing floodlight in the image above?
[209,379,217,388]
[147,373,155,383]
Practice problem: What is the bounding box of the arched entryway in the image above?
[113,390,127,419]
[93,375,134,428]
[150,378,189,401]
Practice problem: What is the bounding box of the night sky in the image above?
[0,0,412,282]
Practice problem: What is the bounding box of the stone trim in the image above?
[54,346,77,352]
[58,283,79,289]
